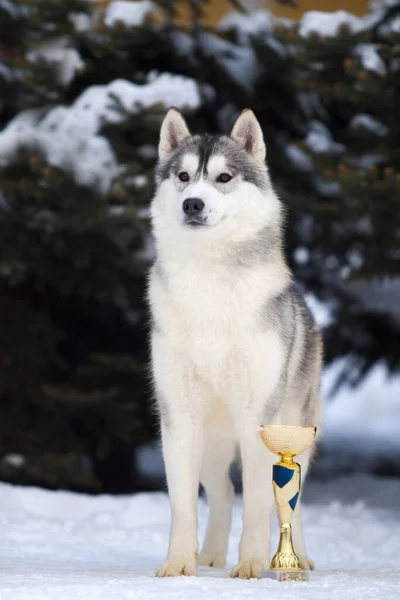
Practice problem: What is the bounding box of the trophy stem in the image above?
[270,453,302,572]
[271,524,300,570]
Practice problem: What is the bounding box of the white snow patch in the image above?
[1,475,400,598]
[129,174,148,188]
[137,443,163,477]
[350,113,389,136]
[387,14,400,33]
[104,1,155,28]
[198,32,259,92]
[27,38,85,86]
[350,152,386,169]
[285,144,313,172]
[315,177,341,196]
[218,10,273,43]
[299,10,364,38]
[0,0,19,18]
[321,361,400,470]
[306,121,345,155]
[0,73,199,192]
[0,61,13,81]
[69,11,93,33]
[293,246,310,265]
[305,293,333,328]
[345,275,400,323]
[354,43,386,76]
[1,454,26,468]
[171,31,195,58]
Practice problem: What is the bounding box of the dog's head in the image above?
[151,108,282,250]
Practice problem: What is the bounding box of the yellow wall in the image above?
[273,0,369,20]
[98,1,370,26]
[178,1,370,25]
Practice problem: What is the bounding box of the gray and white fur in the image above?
[148,108,323,579]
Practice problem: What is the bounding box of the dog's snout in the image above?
[182,198,205,216]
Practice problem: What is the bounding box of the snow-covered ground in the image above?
[1,474,400,599]
[319,361,400,474]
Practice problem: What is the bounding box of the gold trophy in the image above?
[259,425,317,582]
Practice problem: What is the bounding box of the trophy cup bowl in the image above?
[259,425,317,582]
[259,425,317,457]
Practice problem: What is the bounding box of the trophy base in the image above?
[261,569,307,582]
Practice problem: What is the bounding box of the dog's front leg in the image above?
[232,414,274,579]
[156,408,203,577]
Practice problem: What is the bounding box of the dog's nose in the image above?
[182,198,205,216]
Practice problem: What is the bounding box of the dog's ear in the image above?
[159,107,191,161]
[230,109,266,164]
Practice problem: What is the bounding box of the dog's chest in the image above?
[161,267,257,380]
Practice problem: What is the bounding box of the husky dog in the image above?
[148,108,322,579]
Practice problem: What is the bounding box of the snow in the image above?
[69,12,93,33]
[0,189,8,207]
[354,44,386,76]
[293,247,310,266]
[171,31,196,59]
[1,454,26,468]
[305,293,333,328]
[1,473,400,599]
[218,10,273,43]
[285,144,314,172]
[129,174,148,188]
[319,361,400,474]
[104,1,155,28]
[387,15,400,33]
[370,0,400,35]
[0,0,20,18]
[345,276,400,324]
[0,73,200,192]
[0,61,13,81]
[350,114,389,137]
[306,121,344,155]
[27,38,85,86]
[299,10,364,39]
[197,32,259,92]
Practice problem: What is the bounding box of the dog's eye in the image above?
[178,172,189,182]
[217,173,232,183]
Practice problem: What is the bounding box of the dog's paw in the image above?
[198,551,226,568]
[156,557,197,578]
[231,560,264,580]
[298,555,315,571]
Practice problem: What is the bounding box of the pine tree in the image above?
[0,0,89,123]
[0,0,195,492]
[208,2,400,384]
[278,2,400,382]
[1,0,399,492]
[1,0,249,492]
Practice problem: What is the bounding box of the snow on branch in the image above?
[305,121,344,155]
[197,32,258,92]
[104,1,155,28]
[27,38,85,87]
[354,44,386,76]
[349,114,389,137]
[0,73,200,193]
[218,10,273,43]
[299,10,364,38]
[0,0,20,18]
